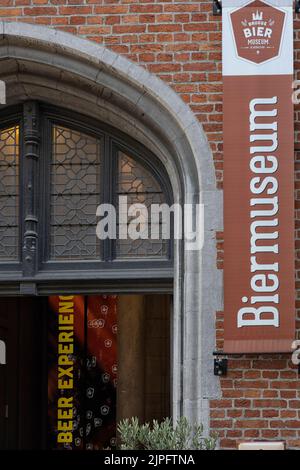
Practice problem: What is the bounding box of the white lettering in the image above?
[238,97,280,329]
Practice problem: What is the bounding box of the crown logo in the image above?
[252,10,263,21]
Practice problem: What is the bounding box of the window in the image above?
[50,125,101,260]
[0,102,173,280]
[0,125,19,261]
[116,152,168,259]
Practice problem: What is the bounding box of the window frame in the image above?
[0,106,22,274]
[0,102,174,288]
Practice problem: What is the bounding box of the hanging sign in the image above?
[223,0,295,352]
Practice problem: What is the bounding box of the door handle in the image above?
[0,339,6,365]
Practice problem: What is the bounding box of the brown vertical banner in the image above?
[223,0,295,352]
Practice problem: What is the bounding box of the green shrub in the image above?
[117,417,218,450]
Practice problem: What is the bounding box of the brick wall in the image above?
[1,0,299,450]
[0,0,223,188]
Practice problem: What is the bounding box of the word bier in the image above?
[242,10,273,46]
[238,97,279,329]
[57,295,75,445]
[243,26,272,39]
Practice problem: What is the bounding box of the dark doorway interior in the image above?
[0,295,171,450]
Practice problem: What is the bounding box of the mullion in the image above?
[101,135,114,262]
[21,101,41,276]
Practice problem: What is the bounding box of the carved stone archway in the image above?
[0,21,222,431]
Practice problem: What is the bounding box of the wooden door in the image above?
[0,297,47,450]
[17,298,47,449]
[0,299,19,450]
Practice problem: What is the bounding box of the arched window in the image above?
[0,102,173,290]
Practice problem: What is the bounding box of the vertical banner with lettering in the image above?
[223,0,295,352]
[47,295,118,450]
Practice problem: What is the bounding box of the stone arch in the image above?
[0,21,222,430]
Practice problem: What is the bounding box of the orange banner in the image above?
[223,0,295,352]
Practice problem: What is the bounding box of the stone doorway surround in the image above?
[0,21,222,432]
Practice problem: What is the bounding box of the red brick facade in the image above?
[1,0,299,450]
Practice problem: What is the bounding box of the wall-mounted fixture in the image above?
[213,0,222,15]
[214,1,300,15]
[214,356,228,376]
